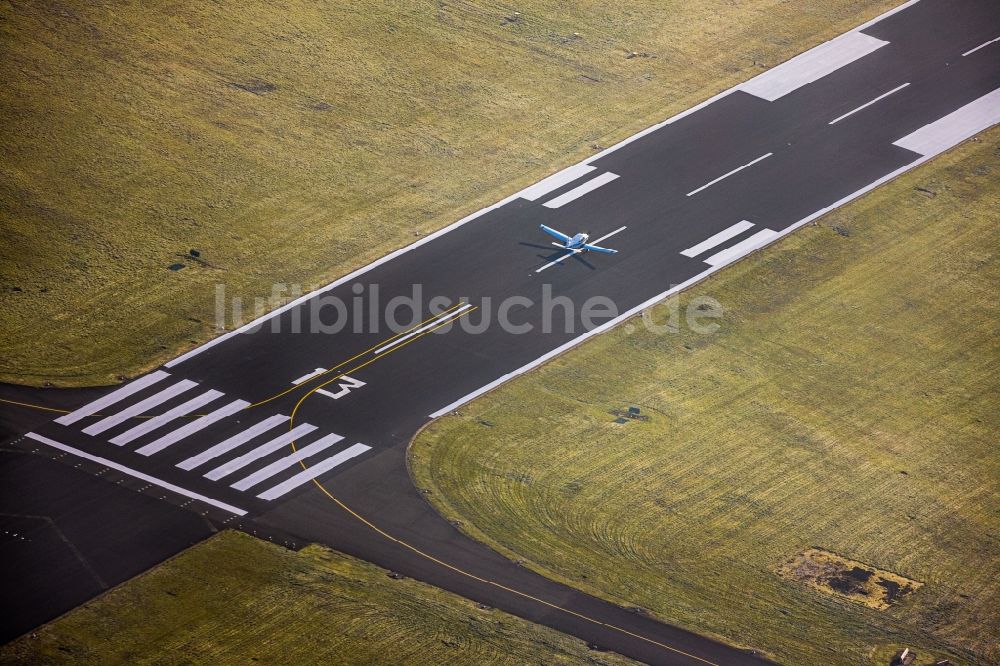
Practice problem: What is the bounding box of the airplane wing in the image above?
[583,244,617,254]
[540,224,572,243]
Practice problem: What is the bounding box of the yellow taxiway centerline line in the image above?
[0,398,68,414]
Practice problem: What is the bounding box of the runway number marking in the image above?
[319,375,366,399]
[292,368,366,400]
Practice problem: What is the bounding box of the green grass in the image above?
[0,530,634,665]
[0,0,898,386]
[411,130,1000,665]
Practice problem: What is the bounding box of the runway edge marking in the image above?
[165,0,923,369]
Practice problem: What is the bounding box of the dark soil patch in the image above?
[231,79,276,95]
[877,579,911,603]
[828,566,872,594]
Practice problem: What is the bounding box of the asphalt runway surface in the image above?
[3,1,999,662]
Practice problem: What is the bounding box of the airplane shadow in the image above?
[518,242,597,271]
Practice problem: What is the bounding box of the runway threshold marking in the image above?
[55,370,169,425]
[110,389,224,446]
[279,300,720,665]
[828,82,910,125]
[14,308,473,512]
[204,423,319,481]
[686,152,772,197]
[83,380,198,436]
[0,395,164,419]
[177,414,290,471]
[231,432,344,491]
[256,443,371,500]
[962,35,1000,57]
[135,399,250,457]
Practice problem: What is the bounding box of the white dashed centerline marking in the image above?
[372,304,473,355]
[590,225,628,247]
[291,368,326,385]
[686,153,772,197]
[829,83,910,125]
[962,36,1000,57]
[535,251,578,273]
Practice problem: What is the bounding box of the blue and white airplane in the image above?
[539,224,619,255]
[534,224,626,273]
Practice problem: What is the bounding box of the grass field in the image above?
[411,129,1000,665]
[0,530,634,665]
[0,0,898,386]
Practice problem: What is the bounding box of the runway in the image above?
[3,0,999,662]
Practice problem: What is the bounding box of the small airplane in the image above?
[534,224,626,273]
[539,224,618,255]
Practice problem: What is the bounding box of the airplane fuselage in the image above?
[567,233,589,249]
